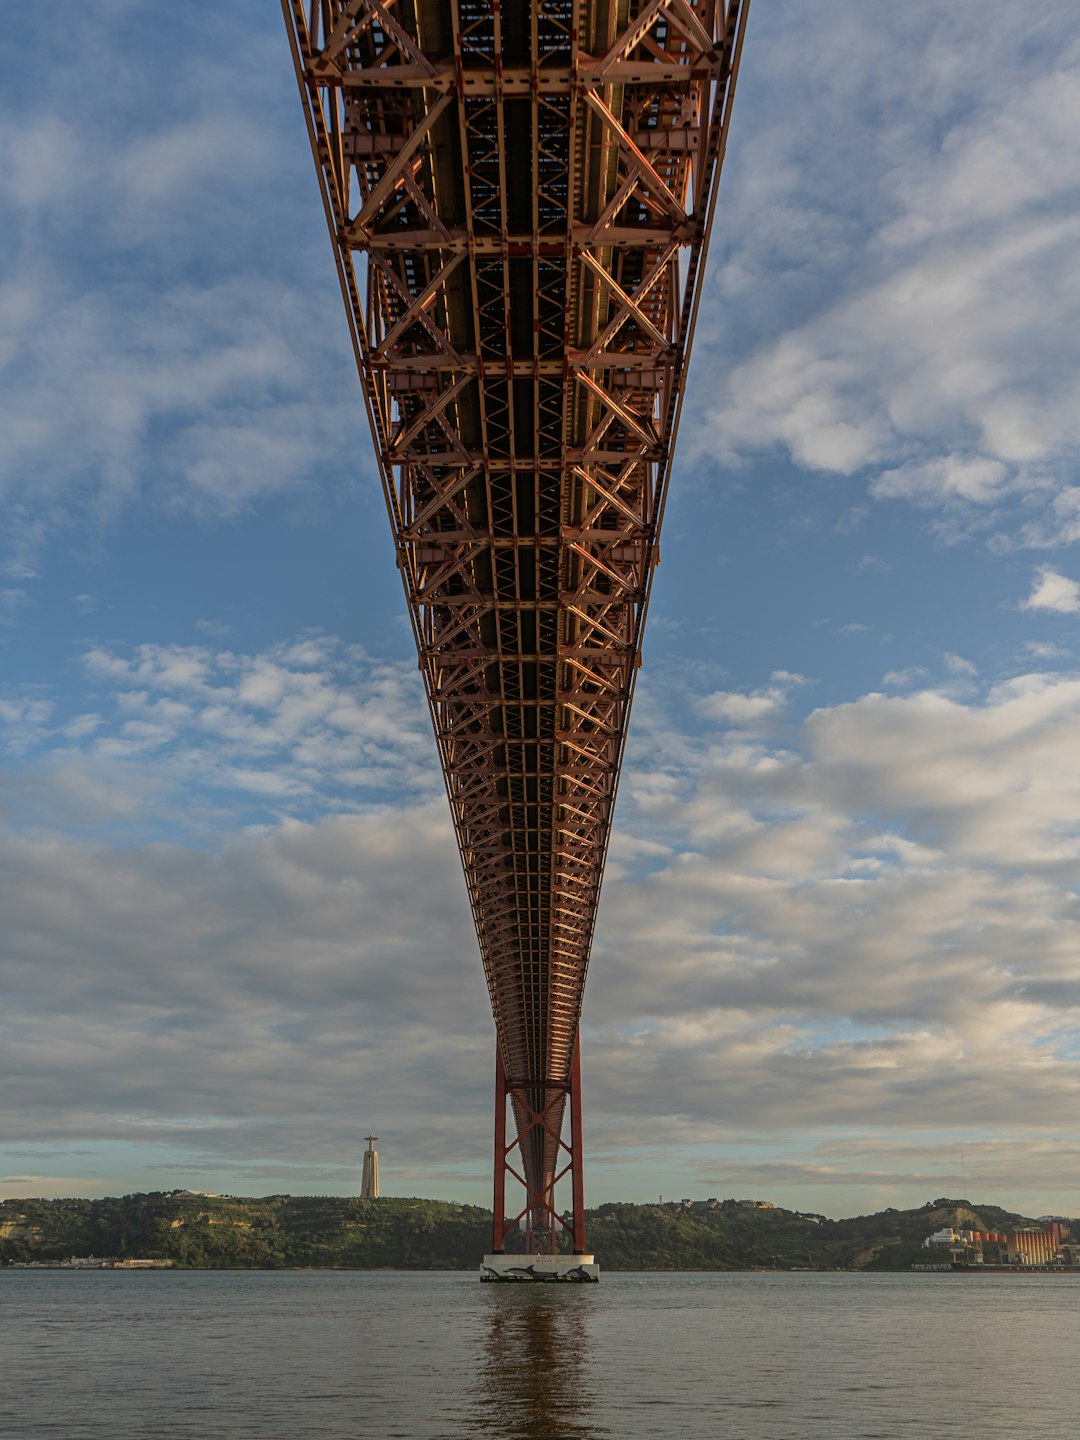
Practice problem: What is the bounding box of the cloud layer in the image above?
[0,637,439,837]
[0,9,367,581]
[4,643,1080,1214]
[693,1,1080,549]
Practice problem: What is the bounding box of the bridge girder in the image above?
[283,0,749,1244]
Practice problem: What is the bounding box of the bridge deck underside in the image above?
[285,0,747,1203]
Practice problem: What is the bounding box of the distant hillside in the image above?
[0,1193,490,1270]
[0,1193,1064,1271]
[805,1197,1048,1271]
[584,1196,1052,1271]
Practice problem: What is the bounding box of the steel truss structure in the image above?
[284,0,748,1255]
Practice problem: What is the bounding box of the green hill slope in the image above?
[0,1193,1063,1271]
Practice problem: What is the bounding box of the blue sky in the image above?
[2,0,1080,1220]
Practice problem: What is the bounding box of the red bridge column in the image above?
[492,1042,508,1254]
[570,1036,587,1255]
[483,1031,598,1279]
[491,1032,588,1257]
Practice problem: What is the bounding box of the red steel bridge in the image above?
[283,0,749,1278]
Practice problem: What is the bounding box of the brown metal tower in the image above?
[283,0,749,1275]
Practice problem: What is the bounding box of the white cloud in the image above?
[1023,640,1069,661]
[1020,566,1080,615]
[872,456,1010,508]
[696,672,807,726]
[0,274,363,542]
[1016,487,1080,548]
[0,696,53,752]
[882,667,928,689]
[798,677,1080,867]
[691,3,1080,547]
[698,689,785,724]
[707,216,1080,513]
[0,15,368,580]
[196,618,233,639]
[0,636,441,838]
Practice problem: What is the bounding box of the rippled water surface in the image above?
[3,1269,1078,1438]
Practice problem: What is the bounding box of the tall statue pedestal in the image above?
[480,1254,599,1282]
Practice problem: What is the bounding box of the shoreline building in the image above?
[925,1219,1072,1265]
[361,1135,379,1199]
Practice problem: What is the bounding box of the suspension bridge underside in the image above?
[284,0,748,1278]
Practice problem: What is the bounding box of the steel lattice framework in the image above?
[284,0,748,1256]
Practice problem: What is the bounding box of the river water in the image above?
[2,1269,1077,1438]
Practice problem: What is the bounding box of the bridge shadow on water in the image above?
[453,1289,609,1439]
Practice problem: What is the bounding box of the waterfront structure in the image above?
[11,1257,174,1269]
[361,1135,380,1199]
[283,0,749,1278]
[925,1219,1072,1266]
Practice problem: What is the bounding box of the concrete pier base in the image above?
[480,1254,600,1282]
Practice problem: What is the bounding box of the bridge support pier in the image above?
[481,1033,599,1281]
